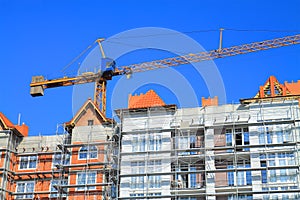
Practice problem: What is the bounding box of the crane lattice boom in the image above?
[120,34,300,73]
[30,33,300,115]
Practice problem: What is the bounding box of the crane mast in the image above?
[30,33,300,116]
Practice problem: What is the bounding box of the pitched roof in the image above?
[254,75,300,98]
[0,112,29,136]
[0,112,15,129]
[241,76,300,104]
[128,90,166,109]
[65,98,112,131]
[284,80,300,95]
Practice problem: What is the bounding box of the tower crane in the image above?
[30,33,300,115]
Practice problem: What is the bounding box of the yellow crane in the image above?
[30,33,300,115]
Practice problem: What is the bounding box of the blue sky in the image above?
[0,0,299,135]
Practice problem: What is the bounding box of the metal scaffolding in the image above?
[117,100,300,200]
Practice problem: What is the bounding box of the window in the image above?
[227,161,252,186]
[132,134,161,152]
[190,135,197,154]
[189,166,197,188]
[226,129,233,146]
[132,136,145,152]
[88,120,94,126]
[258,127,273,144]
[148,193,162,196]
[228,195,253,200]
[130,193,144,197]
[226,128,249,150]
[261,161,267,183]
[150,135,162,151]
[50,179,68,197]
[149,175,161,188]
[131,161,145,189]
[19,156,37,169]
[277,131,283,143]
[270,169,276,182]
[16,182,34,199]
[53,152,70,167]
[175,132,198,154]
[260,152,296,184]
[148,160,162,173]
[175,164,196,188]
[148,160,162,188]
[246,164,252,185]
[176,135,195,155]
[282,194,289,200]
[140,136,146,151]
[132,136,138,152]
[228,165,234,186]
[259,125,293,145]
[176,136,188,150]
[77,171,97,190]
[78,145,97,159]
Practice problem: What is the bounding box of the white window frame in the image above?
[130,161,145,189]
[16,181,35,199]
[76,171,97,191]
[19,156,37,170]
[149,175,161,188]
[149,134,162,151]
[226,128,249,146]
[132,135,146,152]
[132,134,162,152]
[227,160,251,186]
[78,145,98,160]
[175,132,197,155]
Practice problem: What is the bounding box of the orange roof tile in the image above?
[0,112,15,129]
[0,112,29,136]
[285,80,300,95]
[128,90,166,109]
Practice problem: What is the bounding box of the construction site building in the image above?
[116,76,300,200]
[0,99,117,200]
[0,75,299,200]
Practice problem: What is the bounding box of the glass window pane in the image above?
[140,136,145,151]
[244,132,249,144]
[17,183,25,193]
[226,133,232,146]
[149,135,154,150]
[277,131,283,143]
[259,133,265,144]
[90,151,98,158]
[132,137,138,152]
[228,165,234,186]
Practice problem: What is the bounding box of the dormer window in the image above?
[88,120,94,126]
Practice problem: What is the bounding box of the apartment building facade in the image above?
[116,77,300,200]
[0,75,299,200]
[0,99,117,200]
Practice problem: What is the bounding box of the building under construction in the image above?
[0,75,300,199]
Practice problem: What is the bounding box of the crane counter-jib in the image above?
[30,73,101,96]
